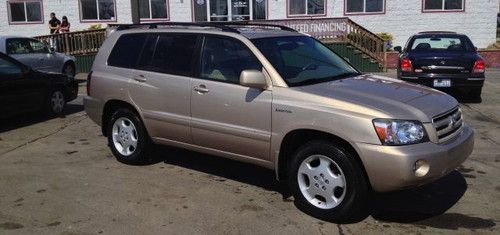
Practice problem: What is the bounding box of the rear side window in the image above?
[6,38,33,54]
[409,36,472,52]
[108,34,148,68]
[138,34,198,77]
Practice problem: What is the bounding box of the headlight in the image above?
[373,119,427,145]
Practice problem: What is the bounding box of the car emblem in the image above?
[450,118,456,127]
[440,60,446,65]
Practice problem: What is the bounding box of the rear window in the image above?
[108,34,148,68]
[408,36,473,52]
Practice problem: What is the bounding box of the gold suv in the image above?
[84,23,474,222]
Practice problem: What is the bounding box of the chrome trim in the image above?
[467,77,485,81]
[421,65,465,70]
[432,107,463,143]
[401,76,418,79]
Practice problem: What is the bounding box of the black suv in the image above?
[395,31,485,102]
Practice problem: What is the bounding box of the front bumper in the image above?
[356,124,474,192]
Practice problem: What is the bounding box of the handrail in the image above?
[34,28,106,55]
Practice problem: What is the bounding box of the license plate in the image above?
[433,79,451,87]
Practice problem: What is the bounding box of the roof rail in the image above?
[418,31,457,34]
[111,22,240,33]
[212,21,297,32]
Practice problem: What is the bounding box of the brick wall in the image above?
[386,50,500,69]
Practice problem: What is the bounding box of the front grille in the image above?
[432,107,463,143]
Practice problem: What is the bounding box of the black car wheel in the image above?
[107,108,153,164]
[288,140,369,223]
[46,90,66,116]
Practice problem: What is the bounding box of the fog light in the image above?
[414,160,430,177]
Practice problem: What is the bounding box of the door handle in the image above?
[133,75,147,82]
[194,85,209,94]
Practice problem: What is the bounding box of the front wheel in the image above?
[62,63,75,77]
[288,141,369,223]
[107,108,153,164]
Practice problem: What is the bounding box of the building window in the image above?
[288,0,325,16]
[423,0,464,12]
[139,0,168,21]
[7,0,43,24]
[345,0,385,14]
[79,0,116,21]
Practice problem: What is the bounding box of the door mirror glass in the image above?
[394,46,402,53]
[49,47,55,53]
[240,70,267,89]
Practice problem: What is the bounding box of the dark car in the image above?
[0,52,78,119]
[395,31,485,101]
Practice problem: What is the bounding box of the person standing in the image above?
[48,12,61,51]
[48,12,61,34]
[59,16,71,33]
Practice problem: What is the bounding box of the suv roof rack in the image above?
[418,31,457,34]
[109,22,296,34]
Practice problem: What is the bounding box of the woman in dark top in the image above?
[60,16,70,33]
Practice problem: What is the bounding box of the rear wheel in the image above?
[288,141,369,223]
[107,108,153,164]
[46,90,65,116]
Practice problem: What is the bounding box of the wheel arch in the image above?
[276,129,370,189]
[101,99,142,137]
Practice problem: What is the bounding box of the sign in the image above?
[264,18,349,39]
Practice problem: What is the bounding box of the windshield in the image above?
[252,36,359,87]
[408,36,473,52]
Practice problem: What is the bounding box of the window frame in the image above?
[286,0,327,18]
[344,0,386,15]
[78,0,117,23]
[139,0,170,22]
[7,0,44,25]
[422,0,465,13]
[195,35,264,85]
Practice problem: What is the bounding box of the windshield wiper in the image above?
[291,71,361,87]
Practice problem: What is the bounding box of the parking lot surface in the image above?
[0,71,499,234]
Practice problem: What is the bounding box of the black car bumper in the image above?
[400,77,484,89]
[64,80,79,102]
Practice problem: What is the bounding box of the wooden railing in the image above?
[342,19,386,69]
[34,29,107,55]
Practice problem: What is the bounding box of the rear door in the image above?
[28,39,58,73]
[127,33,199,143]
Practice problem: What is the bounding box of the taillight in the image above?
[473,60,485,73]
[86,71,93,96]
[400,58,413,72]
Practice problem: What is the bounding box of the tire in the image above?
[106,108,153,164]
[288,140,369,223]
[46,90,66,116]
[467,88,482,103]
[62,63,75,77]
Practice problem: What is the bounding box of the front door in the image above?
[190,35,272,160]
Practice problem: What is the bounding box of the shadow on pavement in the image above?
[0,103,83,133]
[143,145,496,229]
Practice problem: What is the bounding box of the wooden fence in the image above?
[34,29,106,55]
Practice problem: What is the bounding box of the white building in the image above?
[0,0,497,48]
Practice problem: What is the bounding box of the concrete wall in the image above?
[0,0,497,48]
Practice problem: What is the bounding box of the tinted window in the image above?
[139,34,197,77]
[252,36,358,87]
[0,57,22,75]
[6,39,33,55]
[409,36,472,52]
[29,39,48,53]
[108,34,148,68]
[200,36,262,84]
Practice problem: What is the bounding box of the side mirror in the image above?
[49,47,55,53]
[343,57,350,63]
[394,46,402,53]
[240,70,267,90]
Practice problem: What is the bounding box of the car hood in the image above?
[293,74,457,122]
